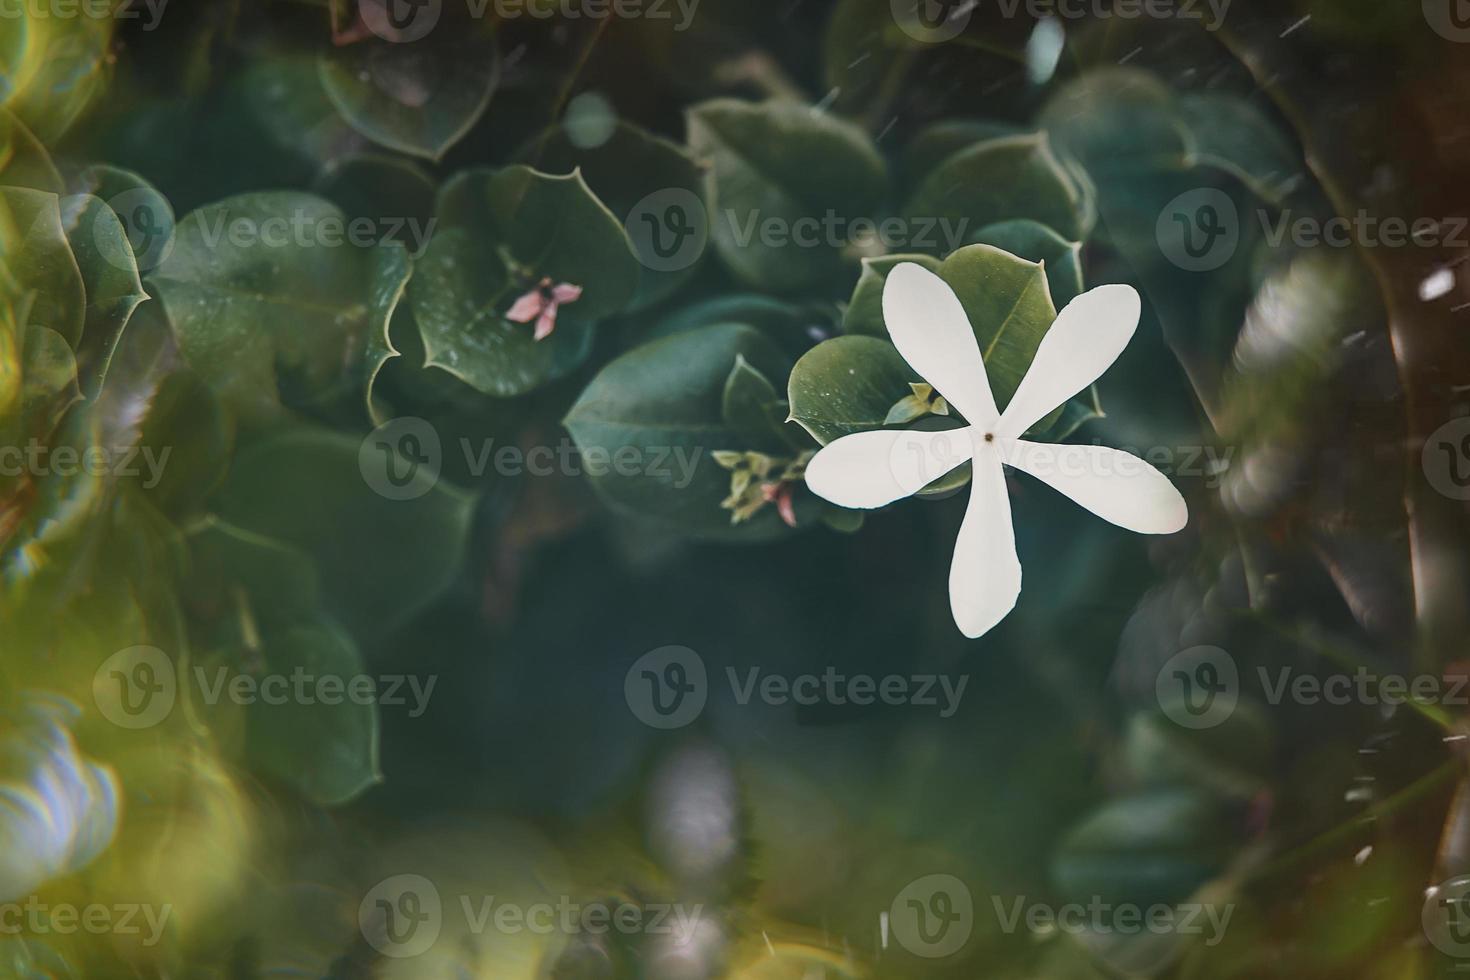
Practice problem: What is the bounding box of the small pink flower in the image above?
[506,277,584,341]
[761,482,798,528]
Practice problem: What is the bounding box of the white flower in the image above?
[805,263,1188,638]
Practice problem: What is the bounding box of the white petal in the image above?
[997,283,1141,439]
[882,263,1000,427]
[1005,441,1188,534]
[949,444,1021,639]
[805,427,974,510]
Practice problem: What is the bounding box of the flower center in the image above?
[983,432,995,443]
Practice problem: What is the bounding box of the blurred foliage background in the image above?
[0,0,1469,976]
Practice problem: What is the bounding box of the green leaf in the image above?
[186,516,322,634]
[518,121,705,310]
[903,133,1095,247]
[836,245,1060,425]
[314,153,437,256]
[1125,701,1274,801]
[787,334,916,444]
[936,244,1058,415]
[67,164,177,276]
[687,98,888,293]
[721,353,798,452]
[1052,787,1241,911]
[410,167,637,397]
[646,293,818,356]
[359,244,413,426]
[564,323,795,541]
[0,109,62,192]
[1176,93,1302,205]
[900,120,1023,190]
[134,368,233,518]
[437,166,639,319]
[148,192,412,420]
[213,427,477,639]
[57,193,148,398]
[1,16,113,143]
[317,34,499,161]
[972,219,1083,310]
[242,620,382,806]
[842,253,941,338]
[1039,69,1192,179]
[0,187,85,348]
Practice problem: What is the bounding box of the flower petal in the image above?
[949,444,1021,639]
[505,290,546,323]
[533,307,558,341]
[804,427,974,510]
[997,283,1140,439]
[882,263,1000,427]
[550,282,584,304]
[1005,440,1187,534]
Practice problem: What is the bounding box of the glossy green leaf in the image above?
[787,334,917,444]
[243,620,381,806]
[721,353,795,452]
[410,167,637,397]
[564,323,795,541]
[840,244,1059,418]
[687,98,887,293]
[1177,93,1302,205]
[213,427,477,639]
[1125,701,1274,800]
[148,192,412,419]
[1052,787,1240,910]
[57,193,148,398]
[0,187,84,348]
[903,133,1094,247]
[900,120,1023,189]
[0,109,62,192]
[1039,69,1192,178]
[841,253,941,338]
[519,121,705,310]
[318,34,499,161]
[972,219,1083,309]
